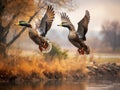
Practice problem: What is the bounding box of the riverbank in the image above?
[0,55,120,83]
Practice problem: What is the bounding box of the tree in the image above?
[0,0,36,56]
[101,21,120,51]
[0,0,74,57]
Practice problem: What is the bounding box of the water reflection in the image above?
[0,80,120,90]
[43,80,86,90]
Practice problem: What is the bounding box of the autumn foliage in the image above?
[0,54,88,82]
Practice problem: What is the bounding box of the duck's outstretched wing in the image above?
[77,10,90,41]
[60,12,75,30]
[60,12,71,24]
[38,5,55,37]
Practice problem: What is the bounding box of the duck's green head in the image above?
[15,21,32,28]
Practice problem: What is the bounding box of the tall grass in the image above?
[0,53,89,82]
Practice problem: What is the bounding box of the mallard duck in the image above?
[58,10,90,55]
[16,5,55,53]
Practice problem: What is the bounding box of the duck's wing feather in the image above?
[38,5,55,37]
[77,10,90,41]
[60,12,71,24]
[60,12,75,30]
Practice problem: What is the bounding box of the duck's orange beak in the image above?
[14,22,19,25]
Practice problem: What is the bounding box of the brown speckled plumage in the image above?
[59,10,90,54]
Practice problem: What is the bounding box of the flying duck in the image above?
[58,10,90,55]
[16,5,55,53]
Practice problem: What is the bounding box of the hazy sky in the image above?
[20,0,120,51]
[46,0,120,50]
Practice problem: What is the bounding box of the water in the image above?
[0,80,120,90]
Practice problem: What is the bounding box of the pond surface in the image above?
[0,80,120,90]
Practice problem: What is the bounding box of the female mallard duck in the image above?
[16,5,55,53]
[58,10,90,55]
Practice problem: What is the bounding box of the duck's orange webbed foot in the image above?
[43,42,48,49]
[81,48,84,55]
[78,48,84,55]
[39,45,43,52]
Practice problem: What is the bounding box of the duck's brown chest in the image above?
[29,31,36,39]
[28,31,41,45]
[68,31,77,39]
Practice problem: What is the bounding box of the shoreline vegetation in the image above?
[0,51,120,83]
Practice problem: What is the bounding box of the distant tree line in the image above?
[101,21,120,52]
